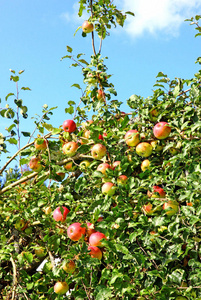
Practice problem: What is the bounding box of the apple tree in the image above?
[0,1,201,299]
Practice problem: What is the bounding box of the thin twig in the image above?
[10,254,17,300]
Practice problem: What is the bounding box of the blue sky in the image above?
[0,0,201,169]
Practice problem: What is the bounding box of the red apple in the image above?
[29,156,43,172]
[97,163,111,175]
[82,20,94,33]
[88,245,102,260]
[86,222,96,237]
[163,201,179,216]
[89,232,106,247]
[148,186,166,198]
[34,138,48,150]
[117,175,128,185]
[141,159,150,172]
[53,206,70,222]
[124,130,140,147]
[54,281,69,295]
[98,132,107,140]
[142,203,153,215]
[62,141,78,157]
[97,89,105,102]
[62,119,76,133]
[67,223,86,241]
[102,182,116,196]
[62,260,76,273]
[136,142,153,157]
[153,122,171,139]
[91,143,106,160]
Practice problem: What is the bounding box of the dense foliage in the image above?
[0,1,201,299]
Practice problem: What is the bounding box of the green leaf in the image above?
[21,87,31,91]
[65,106,74,114]
[5,93,14,101]
[66,45,73,53]
[125,11,135,16]
[21,131,31,137]
[71,83,81,89]
[96,287,113,300]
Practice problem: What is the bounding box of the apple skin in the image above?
[29,156,43,172]
[34,138,48,150]
[124,129,140,147]
[97,163,111,175]
[97,89,105,102]
[142,203,153,215]
[102,182,116,196]
[98,132,107,140]
[163,201,179,216]
[153,122,171,139]
[91,143,106,160]
[148,186,166,198]
[149,108,159,122]
[82,20,94,33]
[64,161,74,171]
[44,206,52,215]
[62,119,76,133]
[89,232,106,247]
[141,159,150,172]
[136,142,153,157]
[112,161,121,170]
[53,206,70,222]
[63,260,76,273]
[67,223,86,241]
[80,130,91,144]
[54,281,69,295]
[14,219,26,231]
[117,175,128,185]
[88,246,102,260]
[62,141,78,157]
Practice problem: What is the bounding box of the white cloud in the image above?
[60,3,89,24]
[117,0,201,38]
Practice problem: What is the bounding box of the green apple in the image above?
[54,281,69,295]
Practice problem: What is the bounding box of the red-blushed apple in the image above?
[80,130,91,145]
[186,202,193,206]
[91,143,106,160]
[124,129,140,147]
[98,132,107,140]
[117,175,128,185]
[163,201,179,216]
[112,161,121,170]
[102,182,116,196]
[136,142,153,157]
[67,222,86,241]
[34,138,48,150]
[56,172,65,181]
[81,119,93,129]
[88,245,102,260]
[64,161,74,171]
[89,232,106,247]
[62,119,76,133]
[35,246,46,258]
[153,122,171,139]
[54,281,69,295]
[29,156,43,172]
[142,203,153,215]
[148,186,166,198]
[141,159,150,172]
[62,141,78,157]
[97,163,111,175]
[150,140,163,152]
[82,20,94,33]
[97,89,105,102]
[53,206,70,222]
[86,222,96,237]
[62,260,76,274]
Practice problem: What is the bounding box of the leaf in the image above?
[7,138,18,145]
[66,46,73,53]
[96,287,113,300]
[78,59,89,66]
[125,11,135,16]
[71,83,81,89]
[21,87,31,91]
[21,131,31,137]
[65,106,74,114]
[5,93,14,101]
[115,243,129,254]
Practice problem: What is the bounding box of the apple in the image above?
[141,159,150,172]
[124,130,140,147]
[14,219,26,231]
[97,216,104,222]
[81,119,93,129]
[43,206,52,215]
[54,281,69,295]
[149,108,159,122]
[34,138,48,150]
[117,175,128,185]
[86,222,96,237]
[97,89,105,102]
[62,119,76,133]
[62,141,78,157]
[142,203,153,215]
[153,122,171,139]
[91,143,106,160]
[112,161,121,170]
[64,161,74,171]
[175,297,188,300]
[79,160,91,170]
[97,163,111,175]
[29,156,43,172]
[136,142,153,157]
[163,201,179,216]
[35,246,46,258]
[88,246,102,260]
[82,20,94,33]
[102,182,116,196]
[80,130,91,144]
[89,232,106,247]
[98,132,107,140]
[53,206,70,222]
[67,223,86,241]
[148,186,166,198]
[56,172,65,181]
[63,260,76,273]
[150,140,163,152]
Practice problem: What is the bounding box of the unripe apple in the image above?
[97,163,111,175]
[14,219,26,231]
[62,141,78,157]
[34,138,48,150]
[136,142,153,157]
[102,182,116,196]
[163,201,179,216]
[89,232,106,247]
[54,281,69,295]
[67,223,86,241]
[91,143,106,160]
[175,297,188,300]
[124,129,140,147]
[88,246,102,260]
[141,159,150,172]
[82,20,94,33]
[53,206,70,222]
[149,108,159,122]
[153,122,171,139]
[29,156,43,172]
[62,119,76,133]
[62,260,76,273]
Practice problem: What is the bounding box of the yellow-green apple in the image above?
[62,119,76,133]
[97,89,105,102]
[86,222,96,237]
[29,156,43,172]
[62,260,76,274]
[88,246,102,260]
[91,143,106,159]
[53,206,70,222]
[97,163,111,175]
[141,159,150,172]
[64,161,74,172]
[136,142,153,157]
[34,138,48,150]
[148,186,166,198]
[142,203,153,215]
[124,129,140,147]
[14,219,26,231]
[80,129,91,144]
[82,20,94,33]
[35,246,46,258]
[67,223,86,241]
[153,122,171,139]
[79,160,91,170]
[112,161,121,170]
[150,140,163,152]
[175,297,188,300]
[62,141,78,157]
[54,281,68,295]
[89,232,106,247]
[43,206,52,215]
[117,175,128,185]
[149,108,159,122]
[102,182,116,196]
[163,201,179,216]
